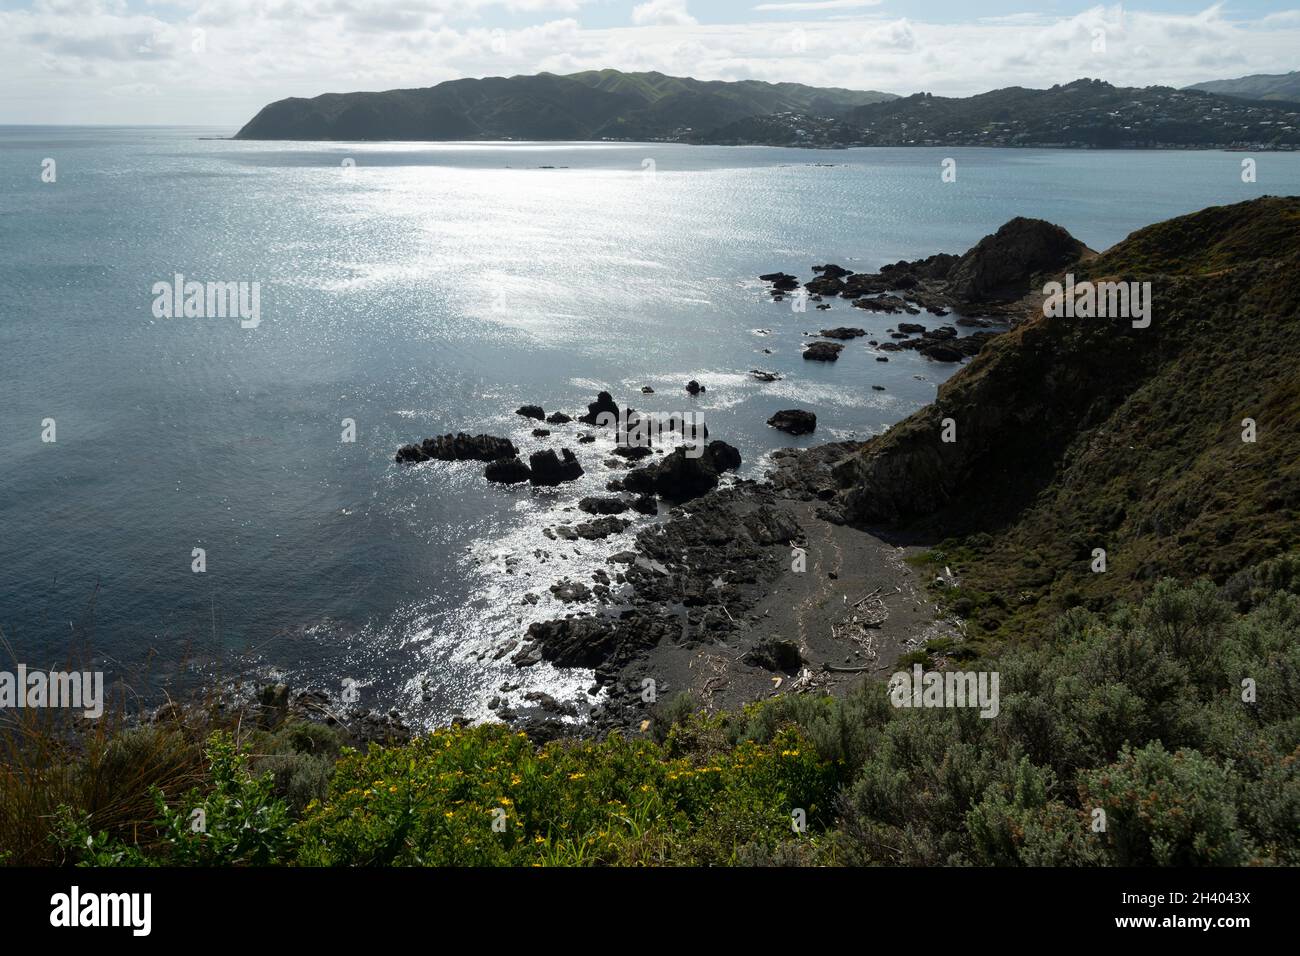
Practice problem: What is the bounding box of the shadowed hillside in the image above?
[829,197,1300,639]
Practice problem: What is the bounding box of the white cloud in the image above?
[631,0,696,27]
[6,1,1300,124]
[754,1,882,11]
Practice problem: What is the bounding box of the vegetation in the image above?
[5,566,1294,867]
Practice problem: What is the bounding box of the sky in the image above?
[3,0,1299,125]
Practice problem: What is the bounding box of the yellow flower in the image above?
[444,810,455,818]
[568,772,586,781]
[389,785,398,794]
[510,774,522,786]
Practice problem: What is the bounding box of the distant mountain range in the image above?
[1186,70,1300,104]
[234,70,896,142]
[236,70,1300,150]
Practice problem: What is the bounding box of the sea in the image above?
[3,127,1298,726]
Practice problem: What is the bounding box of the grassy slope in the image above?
[836,197,1300,643]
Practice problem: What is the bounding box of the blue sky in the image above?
[3,1,1298,124]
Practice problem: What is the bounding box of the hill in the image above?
[845,78,1300,148]
[233,69,896,141]
[826,196,1300,641]
[1186,70,1300,104]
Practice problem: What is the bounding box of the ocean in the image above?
[3,127,1297,726]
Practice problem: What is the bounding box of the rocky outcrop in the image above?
[578,391,619,426]
[623,441,741,502]
[768,409,817,435]
[396,433,517,464]
[946,217,1088,303]
[803,341,844,362]
[485,456,531,483]
[528,449,584,486]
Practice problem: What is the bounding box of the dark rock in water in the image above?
[813,263,852,279]
[578,391,619,426]
[816,303,832,310]
[545,411,572,424]
[574,516,630,539]
[578,434,596,444]
[528,448,584,486]
[485,456,531,484]
[641,386,654,394]
[632,494,658,515]
[768,409,817,435]
[612,444,654,460]
[549,580,592,603]
[685,380,706,396]
[396,433,517,464]
[922,326,957,341]
[898,322,926,334]
[804,274,845,296]
[750,369,781,382]
[803,341,843,362]
[818,327,866,340]
[947,217,1088,303]
[516,405,545,420]
[532,428,551,437]
[853,294,919,315]
[759,272,799,291]
[872,385,886,391]
[579,496,629,515]
[876,356,889,362]
[743,638,803,674]
[921,344,963,363]
[707,440,742,472]
[623,442,741,502]
[606,479,625,492]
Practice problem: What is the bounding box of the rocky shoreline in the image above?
[238,215,1098,743]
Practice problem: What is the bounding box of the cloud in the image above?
[7,0,1300,124]
[754,0,882,11]
[631,0,695,27]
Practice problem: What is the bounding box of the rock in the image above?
[685,380,706,396]
[641,386,654,394]
[516,405,545,420]
[816,303,832,310]
[872,385,886,391]
[921,344,963,362]
[532,428,551,437]
[623,442,741,502]
[549,580,593,603]
[802,341,844,362]
[759,271,799,291]
[574,516,631,540]
[817,327,867,340]
[875,356,889,362]
[898,322,926,334]
[743,638,803,674]
[804,274,845,296]
[396,433,517,464]
[545,412,572,424]
[947,217,1088,303]
[750,369,782,382]
[768,409,817,435]
[577,391,619,426]
[632,494,658,515]
[485,456,531,484]
[528,449,584,486]
[813,263,852,279]
[578,496,629,515]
